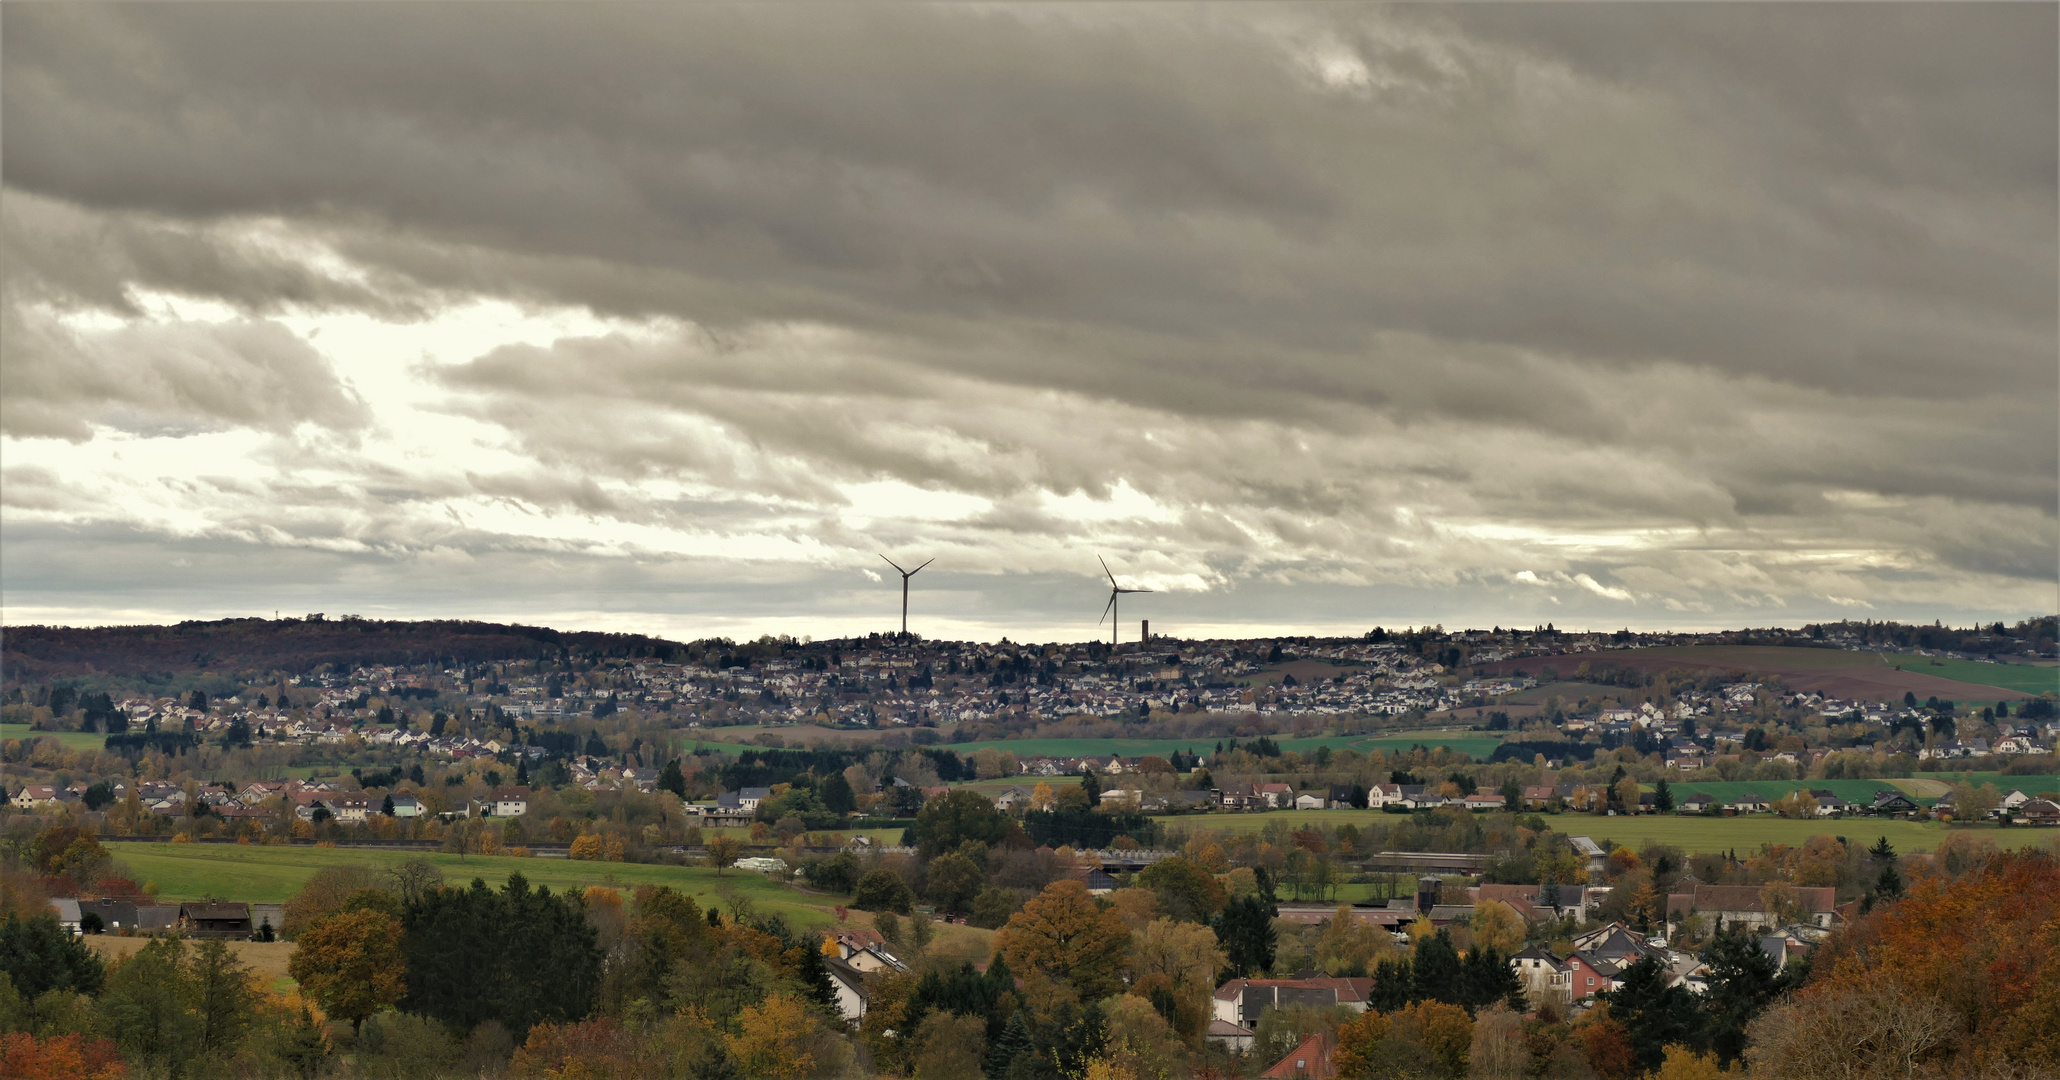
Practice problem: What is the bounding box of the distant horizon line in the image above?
[4,609,2053,650]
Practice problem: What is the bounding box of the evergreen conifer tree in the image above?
[1412,929,1463,1004]
[984,1010,1032,1079]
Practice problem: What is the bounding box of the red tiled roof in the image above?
[1261,1032,1335,1079]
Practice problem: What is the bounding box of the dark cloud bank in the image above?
[2,4,2053,638]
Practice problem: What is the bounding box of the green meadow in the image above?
[929,730,1504,762]
[1162,807,2060,856]
[1895,658,2059,697]
[669,726,1511,763]
[103,842,843,927]
[1,722,111,753]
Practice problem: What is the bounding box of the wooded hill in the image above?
[0,617,689,686]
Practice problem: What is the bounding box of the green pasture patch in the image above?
[103,842,842,927]
[1894,658,2058,697]
[1158,807,2052,856]
[930,737,1222,760]
[1497,683,1627,705]
[1348,733,1503,758]
[1659,778,1930,804]
[923,731,1504,764]
[0,723,111,753]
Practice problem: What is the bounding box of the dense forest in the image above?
[0,618,692,686]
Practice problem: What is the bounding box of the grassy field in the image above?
[926,729,1506,763]
[1161,807,2060,855]
[1643,777,2060,806]
[88,937,301,993]
[0,722,109,752]
[1499,682,1628,705]
[1659,778,1935,804]
[1894,658,2058,697]
[103,842,844,928]
[1350,732,1503,758]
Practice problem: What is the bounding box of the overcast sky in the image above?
[3,3,2054,643]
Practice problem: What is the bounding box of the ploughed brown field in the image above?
[1478,645,2034,702]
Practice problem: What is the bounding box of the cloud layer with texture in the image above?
[3,4,2054,641]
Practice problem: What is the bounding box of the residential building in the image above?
[1868,791,1921,816]
[1510,943,1571,1006]
[1261,1032,1335,1079]
[823,955,869,1023]
[717,787,772,813]
[2017,798,2060,825]
[991,786,1037,811]
[1255,782,1294,808]
[1565,951,1617,1000]
[47,898,82,934]
[474,785,530,817]
[1569,836,1608,877]
[179,901,253,938]
[1213,977,1370,1028]
[1207,1019,1256,1055]
[1665,884,1839,931]
[334,793,371,824]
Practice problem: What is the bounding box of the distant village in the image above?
[12,621,2051,772]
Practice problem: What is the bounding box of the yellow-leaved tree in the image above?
[995,879,1131,999]
[286,908,406,1034]
[1651,1044,1726,1080]
[1470,900,1526,957]
[723,992,819,1080]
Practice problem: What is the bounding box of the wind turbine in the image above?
[879,555,934,638]
[1097,556,1152,646]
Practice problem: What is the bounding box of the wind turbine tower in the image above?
[1098,556,1153,646]
[879,555,934,637]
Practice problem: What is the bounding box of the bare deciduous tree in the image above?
[1745,981,1956,1079]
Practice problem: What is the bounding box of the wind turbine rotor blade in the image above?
[1099,591,1117,624]
[880,554,907,575]
[910,558,935,575]
[1099,554,1118,587]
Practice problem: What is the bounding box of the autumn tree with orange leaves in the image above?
[994,879,1131,999]
[287,908,407,1034]
[1748,847,2060,1077]
[0,1032,126,1080]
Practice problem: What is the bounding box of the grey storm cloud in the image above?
[1,288,372,440]
[1,3,2053,635]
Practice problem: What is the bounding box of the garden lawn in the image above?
[103,842,842,927]
[1157,808,2059,855]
